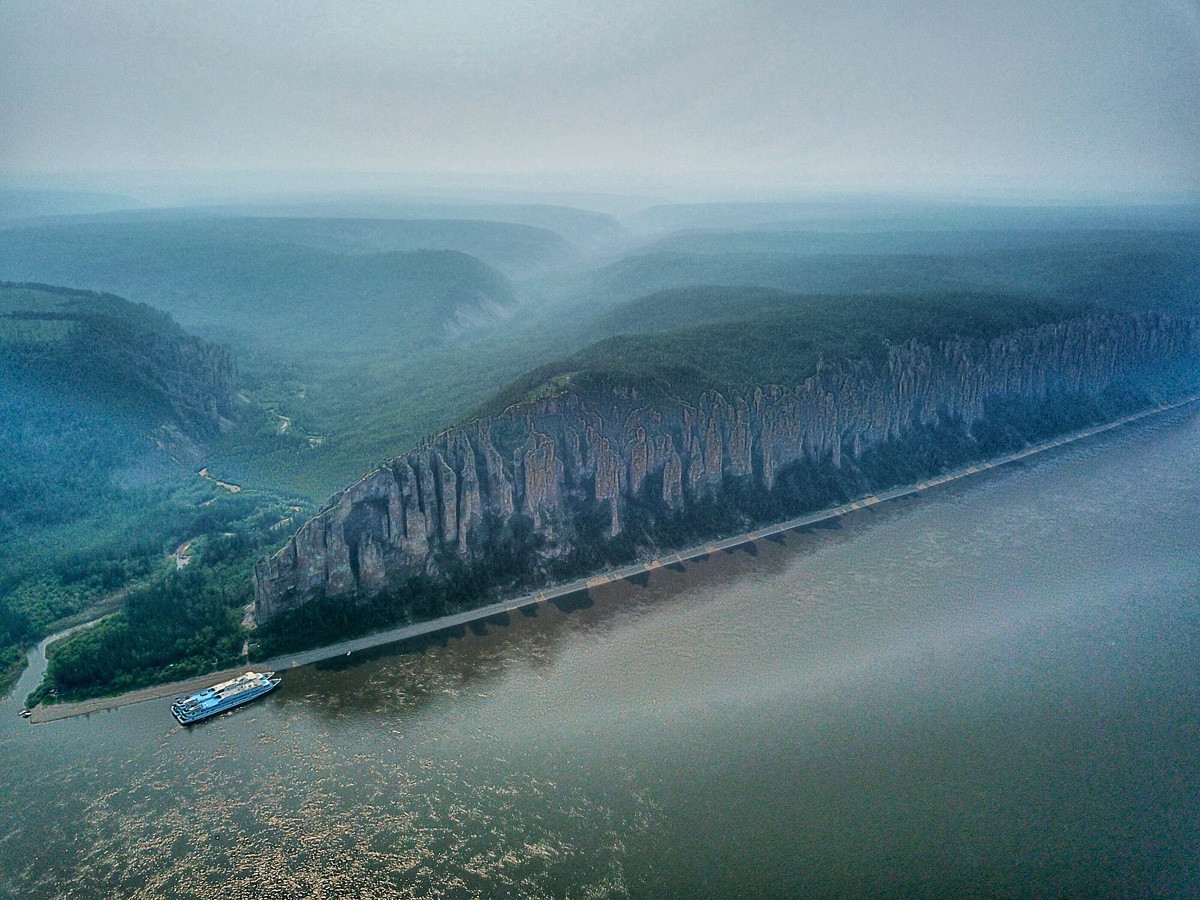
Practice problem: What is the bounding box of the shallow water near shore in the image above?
[3,409,1200,899]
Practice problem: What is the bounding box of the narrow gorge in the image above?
[254,312,1200,621]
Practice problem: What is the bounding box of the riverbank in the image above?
[0,594,126,698]
[29,665,257,723]
[25,393,1199,724]
[0,654,25,698]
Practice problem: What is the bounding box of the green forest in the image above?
[482,289,1098,413]
[2,204,1198,705]
[0,283,310,698]
[25,519,292,705]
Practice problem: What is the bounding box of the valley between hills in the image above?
[27,388,1199,724]
[3,198,1199,708]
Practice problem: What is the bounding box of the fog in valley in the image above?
[2,3,1199,898]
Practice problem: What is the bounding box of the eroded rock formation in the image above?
[254,312,1200,620]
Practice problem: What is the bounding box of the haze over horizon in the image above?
[2,0,1198,205]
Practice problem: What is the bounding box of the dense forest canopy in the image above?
[3,200,1199,702]
[0,282,305,696]
[482,289,1097,413]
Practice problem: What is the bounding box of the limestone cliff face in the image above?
[254,312,1200,620]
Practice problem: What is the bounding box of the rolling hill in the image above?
[576,233,1200,319]
[480,288,1097,414]
[0,282,304,695]
[0,221,518,358]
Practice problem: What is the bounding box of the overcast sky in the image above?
[1,0,1197,198]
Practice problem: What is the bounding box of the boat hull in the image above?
[171,673,280,725]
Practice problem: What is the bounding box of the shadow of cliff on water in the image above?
[282,503,905,724]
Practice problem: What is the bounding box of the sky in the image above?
[1,0,1198,199]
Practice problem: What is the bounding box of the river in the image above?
[2,407,1199,899]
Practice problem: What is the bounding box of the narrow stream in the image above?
[3,617,107,718]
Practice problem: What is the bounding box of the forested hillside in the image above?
[576,234,1200,320]
[0,283,305,696]
[11,204,1200,702]
[483,289,1096,413]
[0,224,517,356]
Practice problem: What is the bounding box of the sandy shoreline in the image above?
[27,393,1199,724]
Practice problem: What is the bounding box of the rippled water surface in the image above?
[3,410,1200,899]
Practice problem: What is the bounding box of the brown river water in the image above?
[2,407,1200,899]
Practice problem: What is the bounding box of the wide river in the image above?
[3,408,1200,899]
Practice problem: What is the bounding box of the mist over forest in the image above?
[0,185,1197,700]
[3,1,1200,895]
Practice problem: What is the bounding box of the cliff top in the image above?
[481,289,1096,415]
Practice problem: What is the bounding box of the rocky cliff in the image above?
[254,312,1200,620]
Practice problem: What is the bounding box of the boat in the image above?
[171,671,280,725]
[18,708,31,718]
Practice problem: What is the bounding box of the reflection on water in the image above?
[3,409,1200,898]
